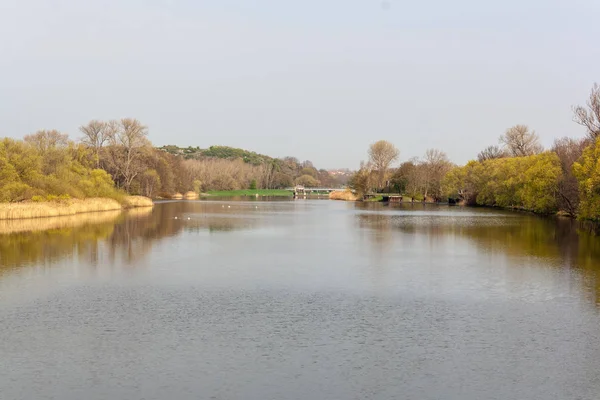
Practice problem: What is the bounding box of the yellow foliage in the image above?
[442,153,561,214]
[573,138,600,221]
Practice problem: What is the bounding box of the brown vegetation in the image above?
[0,196,152,221]
[329,190,358,201]
[0,198,122,220]
[183,191,199,199]
[122,196,154,208]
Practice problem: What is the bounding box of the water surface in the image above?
[1,200,600,400]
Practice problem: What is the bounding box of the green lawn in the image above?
[204,189,293,197]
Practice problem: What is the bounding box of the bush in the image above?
[0,182,32,202]
[77,169,122,199]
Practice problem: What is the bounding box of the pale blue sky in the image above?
[1,0,598,168]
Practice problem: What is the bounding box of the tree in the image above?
[23,130,71,175]
[368,140,399,190]
[477,145,506,162]
[140,169,161,198]
[24,130,69,154]
[295,174,319,187]
[300,167,318,178]
[573,83,600,139]
[552,137,588,216]
[423,149,451,199]
[80,120,115,168]
[348,162,373,197]
[499,125,543,157]
[573,138,600,221]
[104,118,150,192]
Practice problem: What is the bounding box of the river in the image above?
[1,199,600,400]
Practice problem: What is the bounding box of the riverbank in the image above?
[329,190,430,203]
[0,196,153,220]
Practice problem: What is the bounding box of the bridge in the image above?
[285,185,343,197]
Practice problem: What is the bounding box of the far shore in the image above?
[0,196,153,221]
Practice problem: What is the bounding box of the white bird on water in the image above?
[174,216,178,220]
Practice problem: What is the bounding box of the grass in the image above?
[365,195,384,202]
[204,189,293,197]
[0,196,153,220]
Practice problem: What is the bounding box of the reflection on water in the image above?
[354,202,600,305]
[0,201,268,273]
[2,200,600,400]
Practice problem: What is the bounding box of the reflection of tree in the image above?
[355,205,600,305]
[0,212,121,273]
[0,202,263,273]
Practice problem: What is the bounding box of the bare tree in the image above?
[423,149,451,199]
[477,145,506,162]
[259,161,277,189]
[368,140,399,190]
[573,83,600,139]
[24,129,69,155]
[79,120,115,168]
[551,137,589,216]
[105,118,150,192]
[24,130,70,174]
[499,125,543,157]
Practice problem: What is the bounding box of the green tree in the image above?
[348,162,373,197]
[295,174,319,187]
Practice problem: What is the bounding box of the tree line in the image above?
[350,83,600,221]
[0,119,347,202]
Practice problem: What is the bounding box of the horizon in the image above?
[1,0,598,169]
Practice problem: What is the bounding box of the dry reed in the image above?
[122,196,154,208]
[329,190,358,201]
[183,191,199,199]
[172,193,184,200]
[0,198,122,221]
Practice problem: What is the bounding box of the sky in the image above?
[1,0,599,169]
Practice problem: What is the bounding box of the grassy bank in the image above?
[0,196,153,220]
[204,189,293,197]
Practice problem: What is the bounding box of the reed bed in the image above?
[183,191,199,199]
[329,190,359,201]
[172,192,184,200]
[0,198,123,220]
[0,210,122,235]
[122,196,154,208]
[0,196,153,220]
